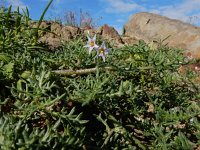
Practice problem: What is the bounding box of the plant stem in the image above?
[52,66,154,76]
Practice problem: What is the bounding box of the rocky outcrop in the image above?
[31,21,122,48]
[31,14,200,58]
[32,21,81,48]
[124,12,200,59]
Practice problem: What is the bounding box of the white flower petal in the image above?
[93,34,96,41]
[87,35,91,41]
[102,55,105,62]
[94,44,99,48]
[89,47,93,54]
[98,53,104,56]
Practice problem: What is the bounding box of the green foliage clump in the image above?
[0,4,200,150]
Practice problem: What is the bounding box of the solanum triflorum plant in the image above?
[84,34,98,54]
[52,33,113,75]
[96,41,112,62]
[84,33,112,62]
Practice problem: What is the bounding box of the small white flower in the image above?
[97,42,111,62]
[84,34,99,54]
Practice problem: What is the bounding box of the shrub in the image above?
[63,9,102,29]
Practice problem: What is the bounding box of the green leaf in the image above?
[34,0,53,41]
[21,71,31,79]
[0,53,11,63]
[3,62,14,79]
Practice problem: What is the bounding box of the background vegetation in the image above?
[0,2,200,150]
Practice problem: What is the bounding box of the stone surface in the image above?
[31,21,82,48]
[124,12,200,59]
[96,24,123,45]
[61,26,81,40]
[121,36,139,45]
[50,22,62,37]
[31,21,122,48]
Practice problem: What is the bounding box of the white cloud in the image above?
[116,19,125,23]
[103,0,200,26]
[103,0,144,13]
[6,0,27,10]
[150,0,200,24]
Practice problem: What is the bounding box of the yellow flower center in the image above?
[99,48,105,54]
[90,41,94,47]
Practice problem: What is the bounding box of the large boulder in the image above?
[124,12,200,59]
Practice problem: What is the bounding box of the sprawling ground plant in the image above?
[0,3,200,150]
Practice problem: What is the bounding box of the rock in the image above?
[32,21,83,48]
[83,28,96,35]
[30,21,123,48]
[50,22,62,37]
[29,21,51,29]
[61,26,81,40]
[39,36,61,48]
[124,12,200,59]
[96,24,123,45]
[121,36,139,45]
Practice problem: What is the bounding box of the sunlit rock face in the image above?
[124,12,200,59]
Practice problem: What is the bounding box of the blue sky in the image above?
[3,0,200,33]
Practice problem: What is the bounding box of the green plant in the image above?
[0,2,200,150]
